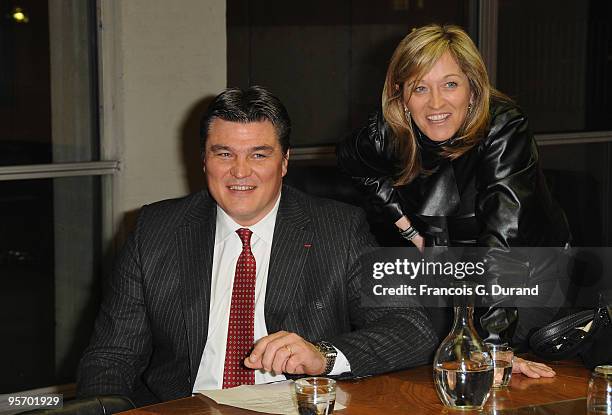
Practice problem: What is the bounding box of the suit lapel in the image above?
[265,187,313,333]
[177,191,216,386]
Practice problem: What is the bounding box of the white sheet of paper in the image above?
[198,380,346,414]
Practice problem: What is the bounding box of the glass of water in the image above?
[294,377,336,415]
[587,365,612,414]
[486,344,514,388]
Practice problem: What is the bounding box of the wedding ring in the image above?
[285,345,293,355]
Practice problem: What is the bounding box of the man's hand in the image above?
[512,357,556,378]
[244,331,326,375]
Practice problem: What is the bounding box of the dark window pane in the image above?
[540,142,612,246]
[0,176,101,392]
[0,0,51,164]
[0,0,99,166]
[227,0,472,147]
[497,0,612,133]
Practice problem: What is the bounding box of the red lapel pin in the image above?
[304,244,312,248]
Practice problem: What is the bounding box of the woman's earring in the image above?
[404,107,411,122]
[468,103,473,114]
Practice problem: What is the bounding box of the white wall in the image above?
[98,0,226,240]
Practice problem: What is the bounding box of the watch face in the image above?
[317,342,337,356]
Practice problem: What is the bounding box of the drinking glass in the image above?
[294,377,336,415]
[587,365,612,414]
[486,344,514,388]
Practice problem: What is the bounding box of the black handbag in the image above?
[529,305,612,368]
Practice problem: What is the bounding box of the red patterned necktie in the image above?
[222,228,256,388]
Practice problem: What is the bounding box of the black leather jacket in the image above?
[337,99,570,248]
[337,99,572,344]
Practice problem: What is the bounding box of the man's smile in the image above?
[227,185,256,191]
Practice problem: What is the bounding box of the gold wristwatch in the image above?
[315,341,337,375]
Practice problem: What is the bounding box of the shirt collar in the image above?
[215,192,281,245]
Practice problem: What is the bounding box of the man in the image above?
[77,86,437,406]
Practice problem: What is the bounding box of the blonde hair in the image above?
[382,23,506,185]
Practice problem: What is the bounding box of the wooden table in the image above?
[121,360,591,415]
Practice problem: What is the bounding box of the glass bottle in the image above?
[433,290,494,410]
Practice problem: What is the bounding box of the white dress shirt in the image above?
[193,193,350,391]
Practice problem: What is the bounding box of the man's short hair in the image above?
[200,86,291,158]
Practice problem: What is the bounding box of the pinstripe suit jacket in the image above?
[77,185,437,406]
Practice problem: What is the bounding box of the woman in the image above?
[337,24,570,378]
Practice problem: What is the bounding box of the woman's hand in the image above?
[512,357,556,378]
[395,216,424,252]
[411,233,425,252]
